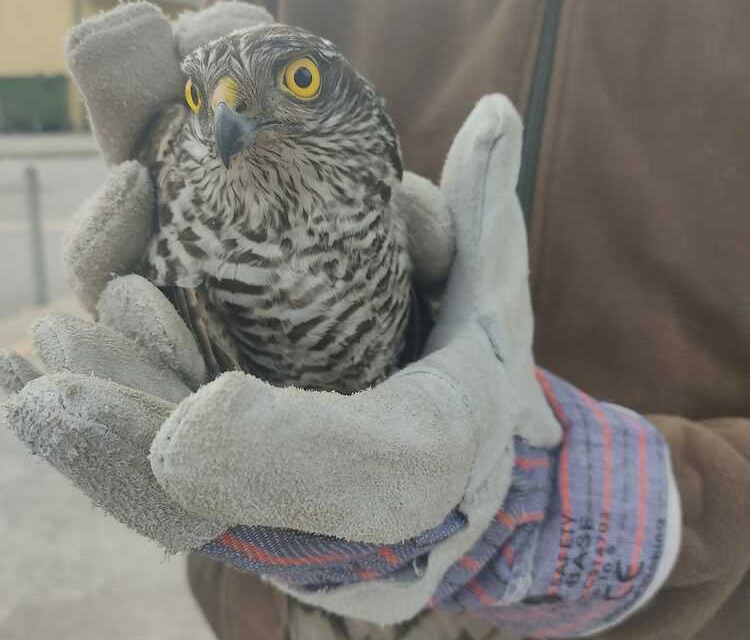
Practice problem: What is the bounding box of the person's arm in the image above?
[592,415,750,640]
[194,2,750,638]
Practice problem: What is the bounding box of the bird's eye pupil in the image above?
[282,59,320,99]
[191,85,200,103]
[294,67,313,89]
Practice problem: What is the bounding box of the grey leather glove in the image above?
[1,93,561,625]
[1,275,226,553]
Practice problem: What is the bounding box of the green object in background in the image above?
[0,75,69,132]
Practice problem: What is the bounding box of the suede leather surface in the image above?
[394,172,455,292]
[63,161,154,315]
[2,275,229,554]
[173,2,273,58]
[65,2,183,166]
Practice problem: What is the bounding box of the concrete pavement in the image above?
[0,154,108,317]
[0,133,99,159]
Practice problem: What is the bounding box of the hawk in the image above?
[139,24,423,394]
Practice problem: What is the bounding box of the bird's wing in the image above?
[138,105,242,381]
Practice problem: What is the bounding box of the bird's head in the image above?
[180,25,402,189]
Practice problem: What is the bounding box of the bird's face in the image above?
[180,25,401,181]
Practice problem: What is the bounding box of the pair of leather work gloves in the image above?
[0,3,676,633]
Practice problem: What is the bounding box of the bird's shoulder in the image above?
[138,103,189,170]
[141,105,225,236]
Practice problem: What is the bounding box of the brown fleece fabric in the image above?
[188,554,289,640]
[530,0,750,420]
[265,0,547,181]
[188,2,750,639]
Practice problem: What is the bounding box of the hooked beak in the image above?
[214,102,259,169]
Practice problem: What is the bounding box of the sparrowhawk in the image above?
[140,24,422,394]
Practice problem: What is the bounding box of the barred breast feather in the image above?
[141,104,412,394]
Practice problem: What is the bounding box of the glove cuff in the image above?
[429,370,680,638]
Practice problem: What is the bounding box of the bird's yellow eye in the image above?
[185,78,202,113]
[282,58,321,100]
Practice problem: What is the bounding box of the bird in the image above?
[138,23,421,395]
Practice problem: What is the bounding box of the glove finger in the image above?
[0,350,41,398]
[437,94,530,334]
[396,172,455,291]
[434,95,562,448]
[32,312,192,404]
[3,373,225,552]
[97,275,207,389]
[63,161,154,315]
[173,2,274,58]
[65,4,182,164]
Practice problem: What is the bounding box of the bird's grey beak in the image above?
[214,102,258,169]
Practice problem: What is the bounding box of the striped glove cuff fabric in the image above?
[198,369,680,638]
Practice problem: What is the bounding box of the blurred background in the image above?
[0,1,217,639]
[0,0,207,318]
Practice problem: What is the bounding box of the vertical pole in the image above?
[24,165,49,306]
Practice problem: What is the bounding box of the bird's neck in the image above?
[183,139,395,245]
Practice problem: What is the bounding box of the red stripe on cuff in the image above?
[378,547,400,566]
[218,532,360,567]
[467,580,497,606]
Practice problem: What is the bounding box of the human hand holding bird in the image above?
[0,1,576,633]
[0,5,682,639]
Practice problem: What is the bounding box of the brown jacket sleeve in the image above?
[593,416,750,640]
[187,553,289,640]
